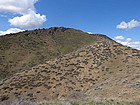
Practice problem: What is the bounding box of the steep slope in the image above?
[0,27,103,80]
[0,40,139,104]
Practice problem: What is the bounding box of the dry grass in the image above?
[0,39,139,104]
[0,27,98,80]
[0,27,140,104]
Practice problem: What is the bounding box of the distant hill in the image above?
[0,28,139,104]
[0,27,108,80]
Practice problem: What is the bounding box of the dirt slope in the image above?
[0,40,139,104]
[0,27,100,80]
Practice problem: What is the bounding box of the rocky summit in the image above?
[0,27,140,105]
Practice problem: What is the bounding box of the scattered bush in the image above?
[5,99,37,105]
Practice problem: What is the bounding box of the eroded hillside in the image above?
[0,27,102,80]
[0,40,140,104]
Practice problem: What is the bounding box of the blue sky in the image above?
[0,0,140,49]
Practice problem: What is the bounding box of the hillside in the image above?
[0,38,140,104]
[0,27,106,80]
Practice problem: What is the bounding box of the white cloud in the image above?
[9,10,46,28]
[0,28,24,36]
[114,35,124,40]
[0,0,38,14]
[114,36,140,50]
[126,38,132,42]
[0,0,46,28]
[116,19,140,30]
[87,32,93,34]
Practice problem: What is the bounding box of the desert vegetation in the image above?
[0,27,100,80]
[0,27,140,105]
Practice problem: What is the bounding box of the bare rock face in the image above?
[45,27,68,35]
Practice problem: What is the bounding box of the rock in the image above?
[0,95,9,101]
